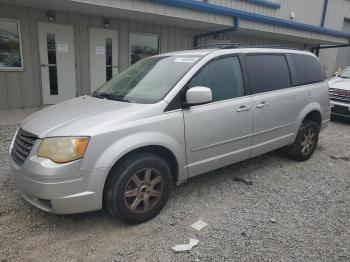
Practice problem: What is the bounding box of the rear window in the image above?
[246,54,291,94]
[290,54,326,86]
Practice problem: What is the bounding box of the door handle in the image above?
[41,64,49,67]
[256,101,269,108]
[112,65,119,68]
[236,105,251,112]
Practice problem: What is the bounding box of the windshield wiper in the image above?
[339,75,350,79]
[92,91,132,102]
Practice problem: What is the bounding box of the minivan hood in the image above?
[328,77,350,91]
[22,96,162,137]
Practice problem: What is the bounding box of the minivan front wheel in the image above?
[288,120,320,161]
[104,152,172,224]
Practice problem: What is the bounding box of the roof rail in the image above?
[192,43,243,49]
[193,43,292,50]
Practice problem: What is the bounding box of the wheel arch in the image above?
[96,130,188,201]
[105,145,180,185]
[292,103,322,142]
[303,110,322,127]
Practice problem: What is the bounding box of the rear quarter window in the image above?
[290,54,326,86]
[246,54,291,94]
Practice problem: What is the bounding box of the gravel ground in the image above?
[0,120,349,262]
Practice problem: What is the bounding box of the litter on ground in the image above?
[171,238,199,252]
[191,220,208,231]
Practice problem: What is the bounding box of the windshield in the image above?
[339,67,350,79]
[92,55,203,103]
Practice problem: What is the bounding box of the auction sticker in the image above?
[174,57,199,63]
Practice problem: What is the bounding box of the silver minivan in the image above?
[10,48,330,223]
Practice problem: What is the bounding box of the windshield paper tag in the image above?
[174,57,199,63]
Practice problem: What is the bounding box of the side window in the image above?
[290,54,326,86]
[189,56,244,102]
[246,55,291,94]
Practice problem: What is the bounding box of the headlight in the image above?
[37,137,90,163]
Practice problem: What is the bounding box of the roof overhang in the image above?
[153,0,350,44]
[0,0,232,30]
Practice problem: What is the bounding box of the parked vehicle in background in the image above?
[329,66,350,120]
[9,47,330,224]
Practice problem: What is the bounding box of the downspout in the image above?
[320,0,329,27]
[194,17,240,48]
[316,0,329,56]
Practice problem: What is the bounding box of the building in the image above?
[0,0,349,110]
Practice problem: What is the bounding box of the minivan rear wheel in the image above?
[104,152,172,224]
[287,119,320,161]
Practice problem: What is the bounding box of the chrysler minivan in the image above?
[10,47,330,223]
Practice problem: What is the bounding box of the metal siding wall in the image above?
[0,5,43,110]
[334,19,350,71]
[209,0,324,26]
[203,0,348,44]
[0,3,200,109]
[70,0,233,26]
[319,0,350,76]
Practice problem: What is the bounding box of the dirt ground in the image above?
[0,120,349,262]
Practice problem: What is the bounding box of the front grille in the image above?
[11,128,38,165]
[332,105,350,116]
[329,88,350,104]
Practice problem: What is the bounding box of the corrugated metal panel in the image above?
[209,0,324,26]
[0,3,202,109]
[0,4,43,110]
[239,19,348,45]
[207,0,350,44]
[319,0,350,76]
[70,0,233,26]
[324,0,350,29]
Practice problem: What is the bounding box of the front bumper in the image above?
[10,145,108,214]
[330,101,350,119]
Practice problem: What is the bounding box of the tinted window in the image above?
[290,54,326,86]
[246,55,291,94]
[189,56,244,102]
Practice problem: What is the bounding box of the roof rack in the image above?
[193,43,291,50]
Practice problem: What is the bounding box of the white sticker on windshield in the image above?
[174,57,199,63]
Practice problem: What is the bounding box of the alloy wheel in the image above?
[124,168,163,214]
[301,128,316,155]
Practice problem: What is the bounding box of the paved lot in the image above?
[0,120,349,262]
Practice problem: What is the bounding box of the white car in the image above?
[329,66,350,119]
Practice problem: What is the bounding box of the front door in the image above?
[38,23,76,105]
[89,28,119,93]
[183,56,254,177]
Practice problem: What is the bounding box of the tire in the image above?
[287,119,320,161]
[104,152,172,224]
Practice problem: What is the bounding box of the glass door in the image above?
[89,28,119,93]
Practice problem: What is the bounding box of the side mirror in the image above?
[185,86,212,106]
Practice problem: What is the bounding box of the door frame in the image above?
[37,22,77,105]
[88,27,119,93]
